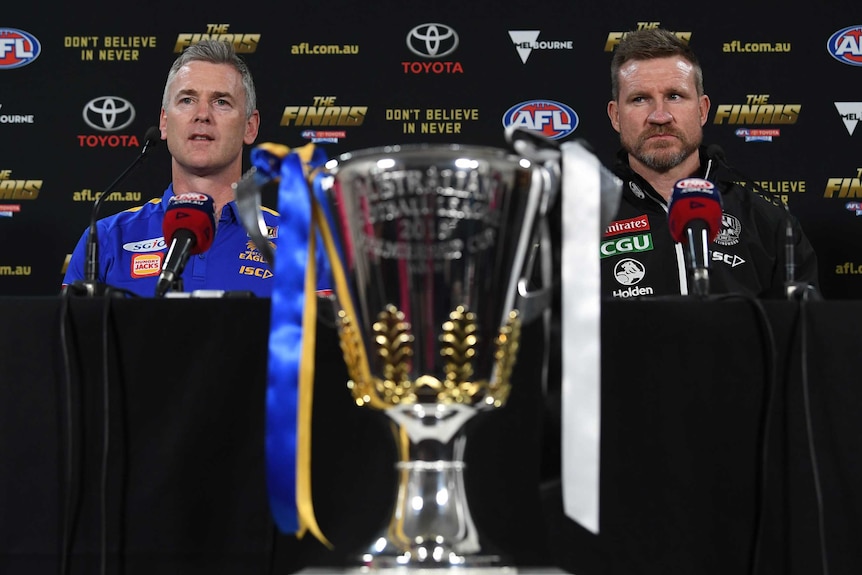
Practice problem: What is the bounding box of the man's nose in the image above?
[647,106,673,123]
[193,101,211,121]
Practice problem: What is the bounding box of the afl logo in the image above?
[0,28,41,69]
[502,100,578,140]
[83,96,136,132]
[827,25,862,67]
[406,23,459,58]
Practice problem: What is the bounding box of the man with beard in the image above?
[602,28,819,299]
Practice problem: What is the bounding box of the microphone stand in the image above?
[706,146,819,301]
[685,224,711,297]
[69,128,160,297]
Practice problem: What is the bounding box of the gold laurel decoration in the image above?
[372,305,415,404]
[337,310,385,409]
[488,310,521,407]
[335,304,522,408]
[440,305,481,404]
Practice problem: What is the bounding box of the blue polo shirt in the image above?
[63,186,281,297]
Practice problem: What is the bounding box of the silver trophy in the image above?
[236,136,559,572]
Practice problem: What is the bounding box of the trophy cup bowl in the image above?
[318,143,556,572]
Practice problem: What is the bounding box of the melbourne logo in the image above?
[827,25,862,66]
[83,96,136,131]
[508,30,573,64]
[835,102,862,135]
[407,23,458,58]
[0,28,41,69]
[502,100,578,140]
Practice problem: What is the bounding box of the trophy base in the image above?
[297,567,569,574]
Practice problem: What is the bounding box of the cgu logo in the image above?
[600,233,654,258]
[0,29,41,69]
[827,25,862,67]
[502,100,578,140]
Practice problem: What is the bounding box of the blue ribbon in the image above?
[253,143,331,544]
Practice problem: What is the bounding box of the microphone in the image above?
[668,177,724,297]
[705,145,817,300]
[73,126,161,296]
[154,193,216,298]
[706,144,728,169]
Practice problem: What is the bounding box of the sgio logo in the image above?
[600,233,653,258]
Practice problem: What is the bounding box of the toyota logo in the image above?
[82,96,136,132]
[406,23,459,58]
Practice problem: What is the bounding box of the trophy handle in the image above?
[516,217,554,325]
[506,126,560,326]
[232,166,276,268]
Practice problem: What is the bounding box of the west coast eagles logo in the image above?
[714,213,741,246]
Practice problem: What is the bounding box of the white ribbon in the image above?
[560,141,603,534]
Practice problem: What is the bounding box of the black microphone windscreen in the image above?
[143,126,161,150]
[706,144,728,167]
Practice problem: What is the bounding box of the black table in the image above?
[1,296,860,575]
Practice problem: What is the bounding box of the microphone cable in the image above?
[58,290,84,575]
[797,295,830,575]
[98,290,112,575]
[709,293,828,575]
[57,287,135,575]
[98,285,136,575]
[708,293,777,575]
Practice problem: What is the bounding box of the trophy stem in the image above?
[358,411,511,571]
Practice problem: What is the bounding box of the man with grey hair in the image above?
[63,40,279,297]
[602,28,819,298]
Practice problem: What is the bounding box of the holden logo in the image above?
[613,258,645,286]
[406,23,459,58]
[83,96,136,132]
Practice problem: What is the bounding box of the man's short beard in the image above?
[636,148,689,172]
[624,131,701,173]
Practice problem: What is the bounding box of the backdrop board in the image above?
[1,0,861,299]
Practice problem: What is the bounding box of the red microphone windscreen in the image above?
[667,178,723,244]
[162,193,216,255]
